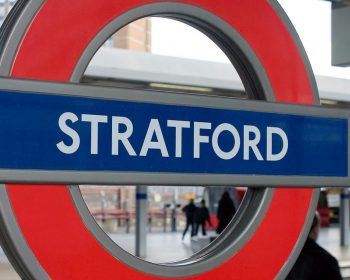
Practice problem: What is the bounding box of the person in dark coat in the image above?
[286,212,342,280]
[194,199,212,236]
[216,191,236,234]
[181,199,196,239]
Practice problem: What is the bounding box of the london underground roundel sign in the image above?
[0,0,325,279]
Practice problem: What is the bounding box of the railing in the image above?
[90,208,186,233]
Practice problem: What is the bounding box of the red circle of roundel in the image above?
[6,0,316,279]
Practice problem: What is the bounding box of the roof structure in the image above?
[85,47,350,104]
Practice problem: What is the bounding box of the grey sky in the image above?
[152,0,350,79]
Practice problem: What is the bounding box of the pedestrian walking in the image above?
[181,199,196,239]
[216,191,236,234]
[194,199,212,236]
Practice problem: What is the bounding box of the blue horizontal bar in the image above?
[0,90,346,178]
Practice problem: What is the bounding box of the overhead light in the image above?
[320,99,338,105]
[149,82,213,93]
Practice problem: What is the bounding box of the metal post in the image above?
[101,191,106,224]
[126,213,130,234]
[171,207,177,232]
[123,199,128,228]
[171,188,178,232]
[148,215,152,233]
[163,205,167,232]
[135,186,147,258]
[340,188,350,246]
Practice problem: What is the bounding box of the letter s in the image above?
[56,112,80,154]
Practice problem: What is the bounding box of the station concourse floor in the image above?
[0,226,349,279]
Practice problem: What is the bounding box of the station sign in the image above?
[0,0,331,279]
[0,78,347,186]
